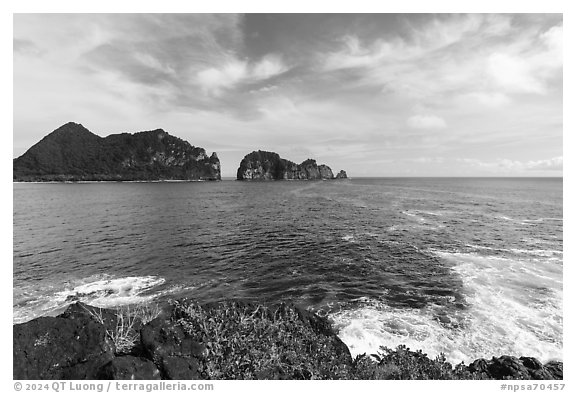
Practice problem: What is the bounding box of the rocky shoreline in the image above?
[13,300,563,380]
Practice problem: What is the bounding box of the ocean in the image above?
[13,177,563,365]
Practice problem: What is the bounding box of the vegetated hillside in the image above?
[13,122,221,181]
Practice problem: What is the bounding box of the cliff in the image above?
[236,150,346,181]
[13,300,563,380]
[13,122,221,181]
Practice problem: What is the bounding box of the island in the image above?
[13,122,221,181]
[236,150,347,181]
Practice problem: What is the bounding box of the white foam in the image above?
[13,275,166,324]
[509,249,563,258]
[464,244,562,260]
[402,210,425,221]
[342,235,355,242]
[523,218,563,223]
[55,276,166,308]
[332,252,563,365]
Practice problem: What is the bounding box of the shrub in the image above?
[350,345,490,380]
[108,307,140,354]
[170,300,352,380]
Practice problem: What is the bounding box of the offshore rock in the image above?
[236,150,344,180]
[13,122,221,181]
[335,170,348,179]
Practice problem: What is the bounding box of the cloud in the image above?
[13,38,43,56]
[196,54,288,96]
[13,14,562,177]
[487,53,546,94]
[540,25,562,54]
[196,58,249,95]
[407,115,447,129]
[457,156,563,173]
[322,14,512,73]
[487,23,562,95]
[526,156,563,171]
[323,35,402,71]
[252,55,288,79]
[464,91,511,107]
[319,16,562,109]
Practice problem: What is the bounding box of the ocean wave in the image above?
[13,275,166,324]
[332,251,563,365]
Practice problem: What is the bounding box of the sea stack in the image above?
[13,122,221,181]
[236,150,346,181]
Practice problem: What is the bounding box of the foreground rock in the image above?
[13,314,115,379]
[140,317,206,379]
[13,122,221,181]
[97,356,161,380]
[468,356,563,380]
[236,150,346,181]
[13,300,563,380]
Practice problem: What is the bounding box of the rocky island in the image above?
[237,150,347,181]
[13,122,221,181]
[13,300,563,380]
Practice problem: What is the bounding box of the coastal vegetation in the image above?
[13,300,563,380]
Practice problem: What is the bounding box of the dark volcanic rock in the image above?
[466,355,562,380]
[13,122,221,181]
[140,317,206,379]
[59,302,119,332]
[543,361,563,380]
[236,150,343,180]
[13,314,115,379]
[468,358,490,377]
[97,356,161,380]
[335,170,348,179]
[487,356,531,379]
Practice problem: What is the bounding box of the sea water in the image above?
[13,177,562,364]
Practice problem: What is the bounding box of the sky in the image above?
[13,13,563,177]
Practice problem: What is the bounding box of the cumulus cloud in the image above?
[407,115,447,129]
[526,156,563,171]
